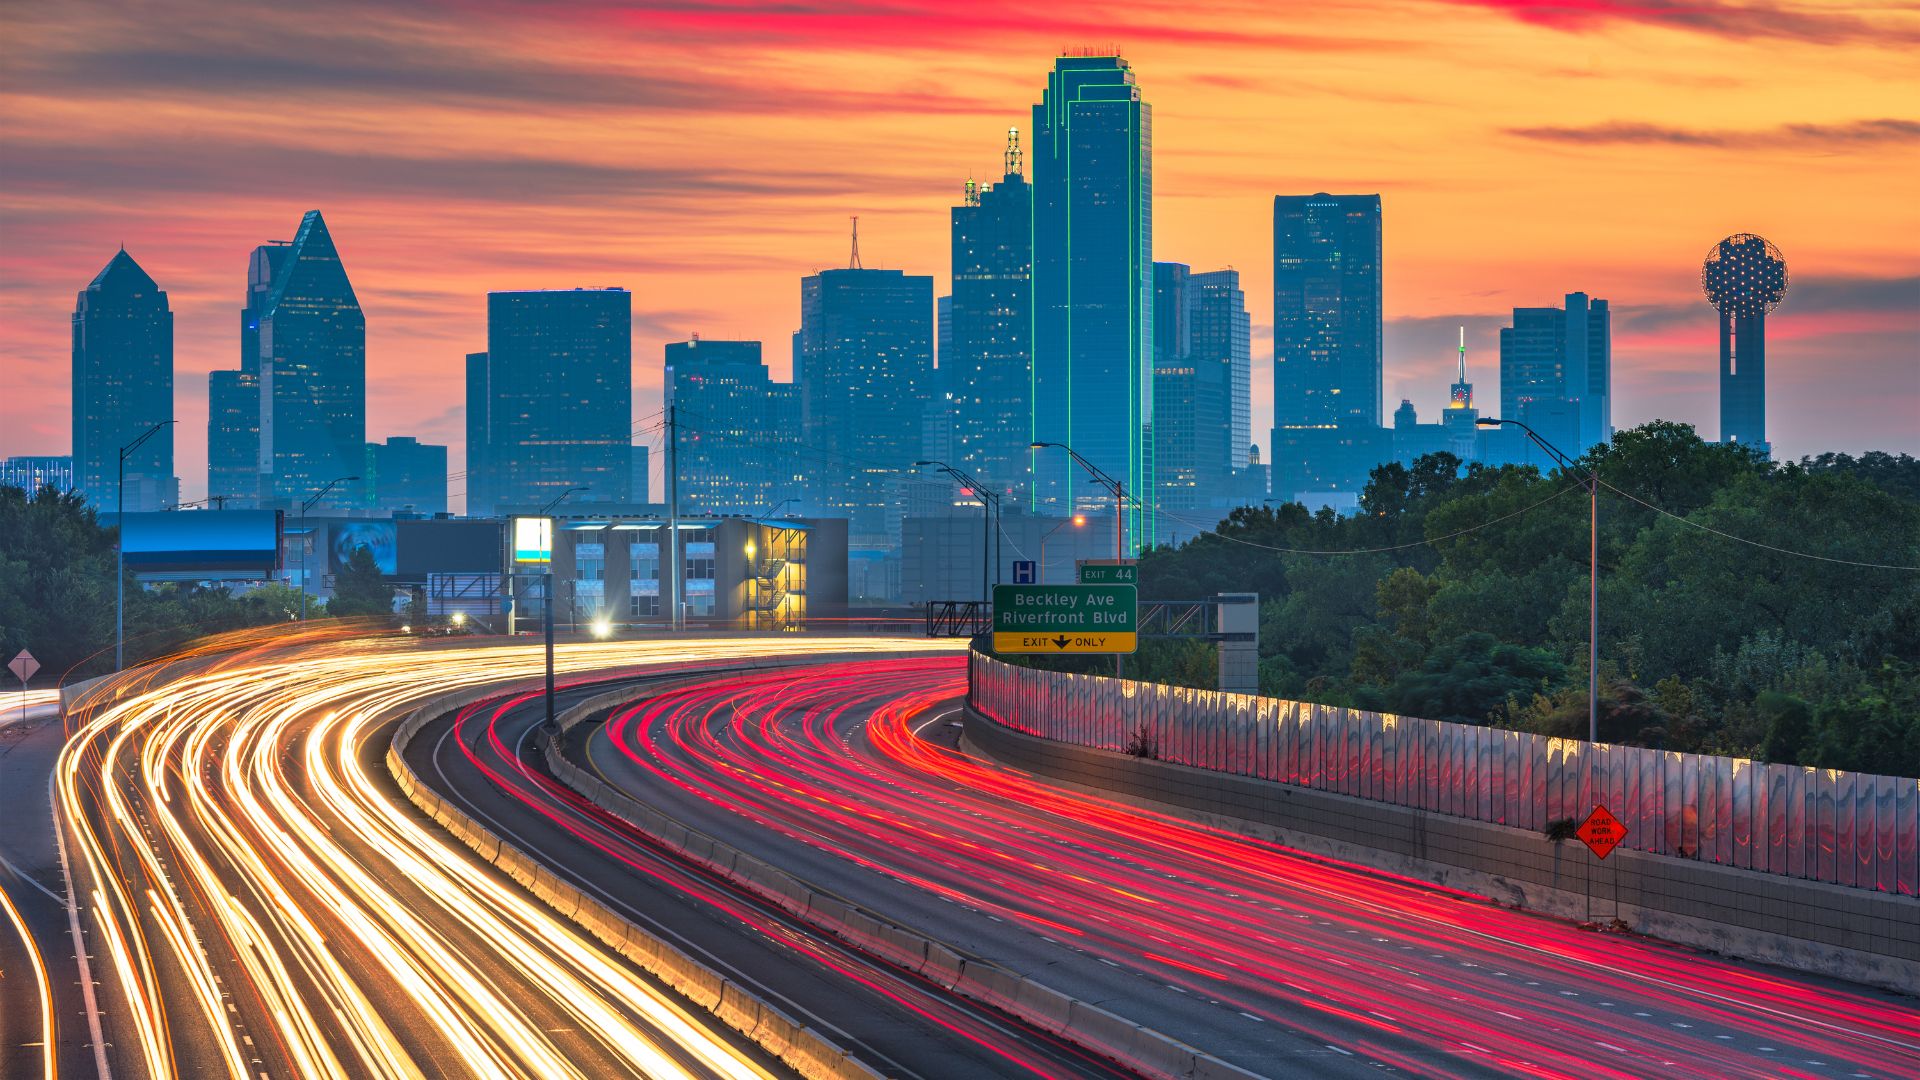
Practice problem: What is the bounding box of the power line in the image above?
[1598,479,1920,571]
[1154,481,1586,556]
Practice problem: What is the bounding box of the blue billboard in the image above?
[120,510,284,581]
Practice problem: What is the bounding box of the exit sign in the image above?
[991,584,1137,654]
[1077,561,1137,585]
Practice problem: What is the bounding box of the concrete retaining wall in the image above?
[545,680,1266,1080]
[963,708,1920,996]
[385,680,883,1080]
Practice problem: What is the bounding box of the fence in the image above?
[969,649,1920,897]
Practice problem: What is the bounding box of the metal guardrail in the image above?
[969,647,1920,897]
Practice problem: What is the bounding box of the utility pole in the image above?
[666,402,681,630]
[544,570,556,730]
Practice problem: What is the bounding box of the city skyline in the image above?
[3,3,1917,511]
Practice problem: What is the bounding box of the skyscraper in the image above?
[1702,234,1789,455]
[207,242,290,507]
[796,264,933,545]
[366,436,448,515]
[1498,292,1611,458]
[1271,194,1383,498]
[257,211,366,510]
[1031,55,1154,550]
[464,351,489,514]
[665,338,800,516]
[72,249,174,512]
[1152,264,1248,514]
[948,128,1032,503]
[478,289,633,510]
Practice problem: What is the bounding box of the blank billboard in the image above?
[121,510,283,580]
[397,520,503,579]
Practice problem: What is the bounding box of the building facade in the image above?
[1,456,75,494]
[1270,194,1382,500]
[1153,263,1250,516]
[796,267,933,547]
[1498,292,1612,460]
[478,289,634,511]
[665,338,801,516]
[367,436,448,516]
[258,211,366,511]
[948,130,1033,505]
[1031,55,1155,550]
[72,250,175,513]
[206,242,291,508]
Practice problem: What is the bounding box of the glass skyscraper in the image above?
[1498,292,1611,459]
[796,267,933,546]
[366,436,448,516]
[478,289,633,510]
[258,211,366,510]
[1031,55,1154,551]
[72,249,175,512]
[948,130,1033,504]
[1153,263,1250,516]
[207,242,290,507]
[665,338,800,516]
[1270,194,1382,498]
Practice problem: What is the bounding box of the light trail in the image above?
[0,865,56,1080]
[51,629,952,1079]
[594,657,1920,1080]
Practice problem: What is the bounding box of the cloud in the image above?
[1444,0,1920,47]
[1506,118,1920,148]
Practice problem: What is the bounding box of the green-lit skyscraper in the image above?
[1030,54,1154,551]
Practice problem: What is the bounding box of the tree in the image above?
[327,547,396,619]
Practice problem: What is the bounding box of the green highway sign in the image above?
[991,584,1137,654]
[1076,561,1137,585]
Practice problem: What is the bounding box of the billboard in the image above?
[330,521,398,576]
[120,510,283,581]
[512,517,552,563]
[396,520,503,578]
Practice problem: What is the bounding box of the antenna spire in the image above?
[1457,325,1467,382]
[1005,127,1022,177]
[964,174,979,206]
[848,215,862,270]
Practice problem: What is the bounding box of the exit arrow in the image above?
[1053,636,1072,650]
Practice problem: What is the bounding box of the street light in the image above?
[298,475,361,621]
[116,419,175,669]
[1031,442,1129,561]
[1479,416,1600,742]
[1039,514,1087,585]
[917,460,1001,604]
[539,486,590,515]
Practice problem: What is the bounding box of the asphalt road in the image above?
[411,665,1141,1079]
[575,655,1920,1080]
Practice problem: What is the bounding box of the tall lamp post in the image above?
[298,474,361,621]
[115,419,175,669]
[1038,514,1087,585]
[1030,442,1129,561]
[1478,417,1600,742]
[916,460,1001,604]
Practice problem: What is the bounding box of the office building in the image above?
[1270,194,1382,499]
[1,455,74,494]
[796,264,933,546]
[948,129,1033,504]
[630,443,650,506]
[367,436,448,516]
[464,351,490,514]
[1498,292,1612,460]
[72,249,175,512]
[664,338,799,516]
[1154,263,1250,515]
[256,211,366,511]
[206,370,259,507]
[477,288,633,511]
[1031,55,1155,549]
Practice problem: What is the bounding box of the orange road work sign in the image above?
[1576,805,1627,860]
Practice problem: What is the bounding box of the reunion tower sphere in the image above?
[1701,233,1789,317]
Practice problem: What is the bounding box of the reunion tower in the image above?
[1701,234,1789,455]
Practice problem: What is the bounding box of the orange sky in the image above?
[3,0,1915,510]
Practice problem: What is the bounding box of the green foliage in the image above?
[327,546,397,619]
[1117,424,1920,772]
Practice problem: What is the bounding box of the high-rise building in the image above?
[1031,55,1154,550]
[1152,264,1249,515]
[948,128,1033,504]
[367,436,448,516]
[1498,292,1611,459]
[464,351,489,515]
[796,265,933,545]
[207,242,291,507]
[629,443,650,506]
[0,456,75,494]
[478,289,633,510]
[1270,194,1383,499]
[665,338,800,516]
[257,211,366,510]
[72,249,175,512]
[1701,234,1789,455]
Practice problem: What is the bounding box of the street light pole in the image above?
[1479,416,1599,742]
[115,420,175,669]
[916,460,1001,604]
[1038,515,1086,585]
[1031,442,1128,558]
[298,474,361,621]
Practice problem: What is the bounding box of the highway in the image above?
[39,630,960,1080]
[574,654,1920,1080]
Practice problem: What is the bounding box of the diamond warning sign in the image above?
[1576,805,1627,860]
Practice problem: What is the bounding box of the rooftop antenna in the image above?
[1457,325,1467,383]
[848,215,863,270]
[1005,127,1022,177]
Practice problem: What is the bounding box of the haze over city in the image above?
[4,0,1916,510]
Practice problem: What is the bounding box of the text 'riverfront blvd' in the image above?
[992,584,1137,654]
